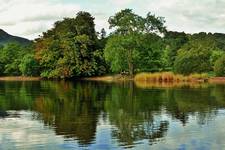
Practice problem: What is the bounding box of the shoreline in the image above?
[0,76,41,81]
[1,75,225,83]
[82,76,225,84]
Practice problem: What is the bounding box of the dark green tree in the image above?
[164,31,189,68]
[35,11,107,78]
[214,54,225,76]
[0,43,30,76]
[19,54,39,76]
[174,39,214,74]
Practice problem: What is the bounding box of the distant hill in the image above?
[0,29,31,46]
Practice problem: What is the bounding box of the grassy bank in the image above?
[0,72,224,83]
[0,76,41,81]
[134,72,209,83]
[209,77,225,83]
[83,72,222,84]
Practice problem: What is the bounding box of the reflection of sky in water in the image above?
[1,110,225,150]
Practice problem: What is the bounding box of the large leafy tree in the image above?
[104,34,139,74]
[105,9,166,75]
[35,11,107,78]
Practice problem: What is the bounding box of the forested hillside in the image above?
[0,29,31,46]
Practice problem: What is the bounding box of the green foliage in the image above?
[214,55,225,76]
[109,9,166,35]
[35,11,107,78]
[0,42,37,76]
[105,33,166,74]
[174,39,213,75]
[104,34,136,73]
[164,31,189,68]
[137,34,166,72]
[19,54,39,76]
[210,50,225,67]
[0,43,25,75]
[106,9,166,75]
[2,10,225,77]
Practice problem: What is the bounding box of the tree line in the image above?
[1,9,225,78]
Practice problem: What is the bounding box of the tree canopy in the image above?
[105,9,166,75]
[1,9,225,78]
[35,11,107,78]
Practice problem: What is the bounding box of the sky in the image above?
[1,0,225,39]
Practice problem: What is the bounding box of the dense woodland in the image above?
[1,9,225,78]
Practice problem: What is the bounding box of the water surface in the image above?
[0,81,225,150]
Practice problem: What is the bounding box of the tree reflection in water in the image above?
[0,81,225,147]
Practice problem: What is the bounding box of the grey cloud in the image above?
[2,0,225,39]
[0,21,16,26]
[143,0,225,33]
[22,25,48,36]
[22,15,63,22]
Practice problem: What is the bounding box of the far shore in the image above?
[1,75,225,84]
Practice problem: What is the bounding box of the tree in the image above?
[104,34,138,74]
[164,31,189,68]
[145,12,166,34]
[174,39,214,75]
[210,50,225,68]
[0,43,26,76]
[214,55,225,76]
[19,54,39,76]
[35,11,107,78]
[105,9,166,75]
[109,9,145,35]
[0,45,4,75]
[100,28,106,39]
[137,33,166,72]
[74,11,97,41]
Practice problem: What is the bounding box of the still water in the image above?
[0,81,225,150]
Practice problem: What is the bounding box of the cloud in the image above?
[1,0,225,39]
[0,0,81,39]
[111,0,133,6]
[140,0,225,33]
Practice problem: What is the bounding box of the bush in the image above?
[214,55,225,76]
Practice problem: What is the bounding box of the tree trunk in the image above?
[128,49,134,77]
[128,62,134,77]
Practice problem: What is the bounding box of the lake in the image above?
[0,81,225,150]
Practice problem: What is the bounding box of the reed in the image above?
[135,80,208,89]
[188,73,208,81]
[134,72,208,83]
